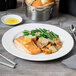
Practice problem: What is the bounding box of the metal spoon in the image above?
[69,25,76,41]
[0,54,17,68]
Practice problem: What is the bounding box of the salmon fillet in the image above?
[14,36,41,54]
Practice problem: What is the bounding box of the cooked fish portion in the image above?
[15,36,31,45]
[14,36,41,54]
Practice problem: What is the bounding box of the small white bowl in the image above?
[1,14,23,25]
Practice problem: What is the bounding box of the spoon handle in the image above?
[0,61,16,68]
[72,32,76,42]
[0,54,16,65]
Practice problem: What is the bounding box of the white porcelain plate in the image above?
[2,23,74,61]
[1,14,22,25]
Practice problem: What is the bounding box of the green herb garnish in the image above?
[23,28,59,40]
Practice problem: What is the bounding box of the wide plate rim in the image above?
[1,23,74,61]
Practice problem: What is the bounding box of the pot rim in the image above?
[25,1,56,9]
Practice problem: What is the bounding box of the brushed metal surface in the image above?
[25,3,55,21]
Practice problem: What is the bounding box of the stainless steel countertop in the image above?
[0,5,76,76]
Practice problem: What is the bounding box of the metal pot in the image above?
[25,3,55,21]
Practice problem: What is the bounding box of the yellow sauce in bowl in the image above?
[4,18,19,24]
